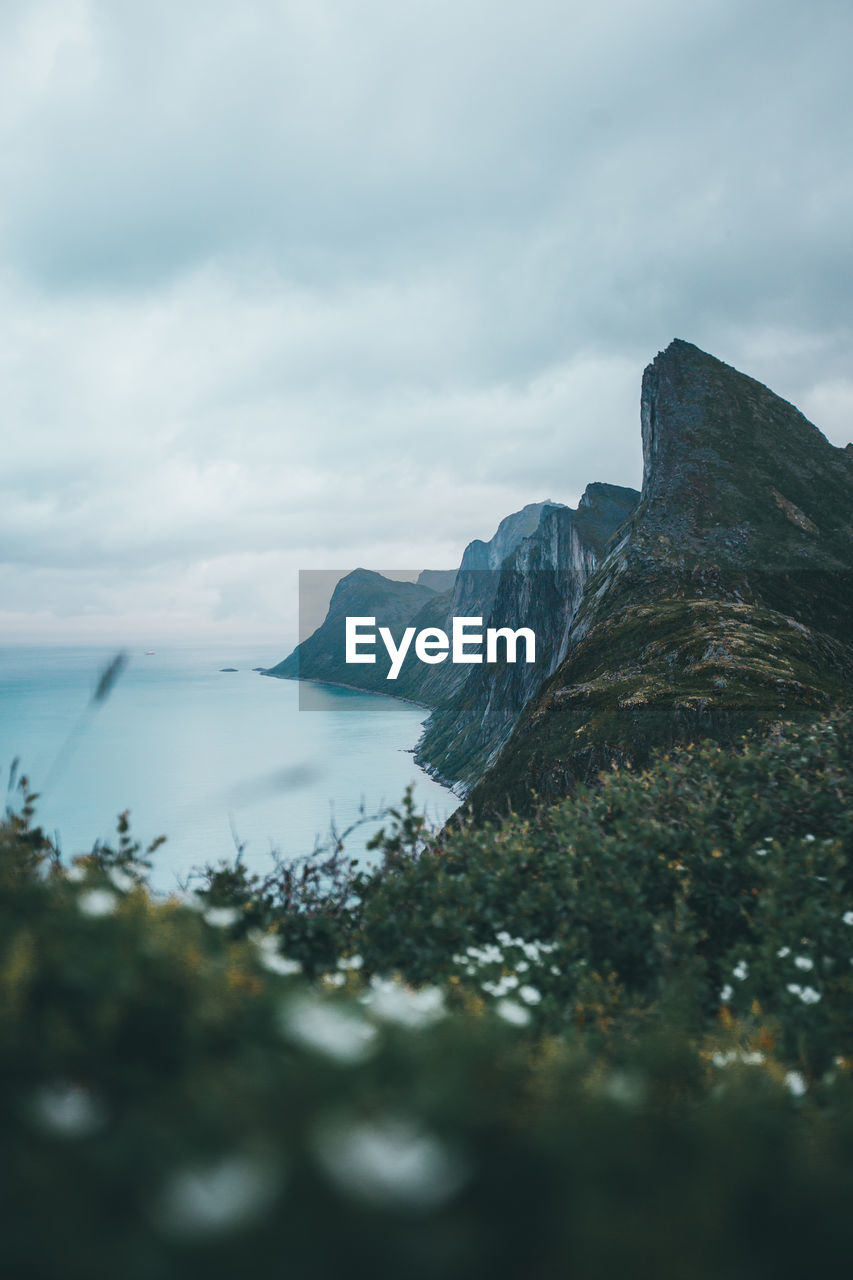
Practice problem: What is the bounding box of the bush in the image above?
[1,715,852,1277]
[191,712,853,1070]
[346,712,853,1068]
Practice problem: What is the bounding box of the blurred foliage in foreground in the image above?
[2,711,853,1278]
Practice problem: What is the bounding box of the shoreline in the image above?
[258,668,433,711]
[259,669,467,798]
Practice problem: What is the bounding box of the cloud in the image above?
[0,0,851,641]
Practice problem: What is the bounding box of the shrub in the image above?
[2,713,852,1277]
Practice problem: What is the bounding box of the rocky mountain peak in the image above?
[467,343,853,818]
[458,500,562,573]
[637,339,853,573]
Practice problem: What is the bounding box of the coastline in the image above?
[259,669,467,798]
[258,668,433,711]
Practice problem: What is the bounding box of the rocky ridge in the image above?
[467,340,853,817]
[265,339,853,819]
[414,484,638,785]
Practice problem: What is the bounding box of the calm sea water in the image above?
[0,644,459,893]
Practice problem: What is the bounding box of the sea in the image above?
[0,643,460,894]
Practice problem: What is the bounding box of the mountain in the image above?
[264,339,853,819]
[394,500,561,707]
[467,340,853,817]
[416,570,457,593]
[263,570,439,694]
[413,483,639,785]
[264,503,556,699]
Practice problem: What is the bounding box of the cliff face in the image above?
[414,484,638,785]
[264,340,853,817]
[416,569,457,593]
[264,570,439,694]
[264,503,558,703]
[468,340,853,818]
[457,502,556,573]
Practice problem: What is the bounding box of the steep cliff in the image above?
[394,501,561,707]
[264,503,556,702]
[416,569,457,593]
[468,340,853,817]
[264,570,439,694]
[414,484,638,785]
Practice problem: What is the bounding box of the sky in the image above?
[1,0,851,649]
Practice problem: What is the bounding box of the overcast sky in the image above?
[1,0,851,648]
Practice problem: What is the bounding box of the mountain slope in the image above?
[414,484,638,785]
[467,340,853,817]
[265,504,556,702]
[264,570,439,695]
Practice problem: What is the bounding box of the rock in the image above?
[259,340,853,820]
[467,340,853,818]
[414,484,638,786]
[416,569,457,592]
[264,570,439,695]
[264,505,561,704]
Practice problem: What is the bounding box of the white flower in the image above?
[804,834,816,843]
[203,906,239,929]
[78,889,118,918]
[602,1071,646,1106]
[732,960,748,981]
[518,985,542,1005]
[154,1155,280,1237]
[777,947,791,958]
[363,978,445,1029]
[713,1050,764,1069]
[785,1071,807,1098]
[787,983,802,997]
[179,892,207,913]
[515,960,530,974]
[755,848,768,857]
[720,984,734,1003]
[483,975,519,998]
[337,954,364,971]
[312,1116,466,1209]
[843,912,853,927]
[65,862,89,883]
[251,933,302,975]
[107,867,138,894]
[495,999,531,1027]
[496,931,513,947]
[550,965,561,976]
[280,996,377,1064]
[323,972,346,987]
[799,986,821,1005]
[32,1083,106,1138]
[262,954,302,977]
[247,929,269,947]
[712,1051,764,1068]
[794,956,813,971]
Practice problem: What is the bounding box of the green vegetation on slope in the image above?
[468,595,853,816]
[4,711,853,1277]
